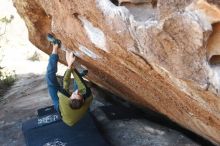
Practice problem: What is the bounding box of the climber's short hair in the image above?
[70,98,84,109]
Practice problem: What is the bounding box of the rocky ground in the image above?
[0,72,215,146]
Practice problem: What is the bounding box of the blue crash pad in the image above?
[22,109,109,146]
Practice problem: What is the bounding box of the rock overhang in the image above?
[13,0,220,145]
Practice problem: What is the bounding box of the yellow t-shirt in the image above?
[58,92,93,126]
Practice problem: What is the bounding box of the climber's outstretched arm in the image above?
[63,51,76,91]
[72,68,91,98]
[69,53,91,98]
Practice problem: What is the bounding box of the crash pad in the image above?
[22,106,109,146]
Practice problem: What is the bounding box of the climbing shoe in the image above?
[47,33,61,47]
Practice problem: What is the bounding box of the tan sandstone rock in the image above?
[13,0,220,145]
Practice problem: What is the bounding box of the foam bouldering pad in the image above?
[37,105,56,117]
[22,111,109,146]
[22,113,61,132]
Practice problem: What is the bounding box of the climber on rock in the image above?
[45,35,93,126]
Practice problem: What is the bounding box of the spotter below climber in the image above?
[46,34,93,126]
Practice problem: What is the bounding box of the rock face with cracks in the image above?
[13,0,220,145]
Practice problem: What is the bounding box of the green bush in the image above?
[0,68,16,98]
[0,15,14,36]
[0,15,14,24]
[0,15,16,100]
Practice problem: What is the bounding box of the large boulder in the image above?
[13,0,220,144]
